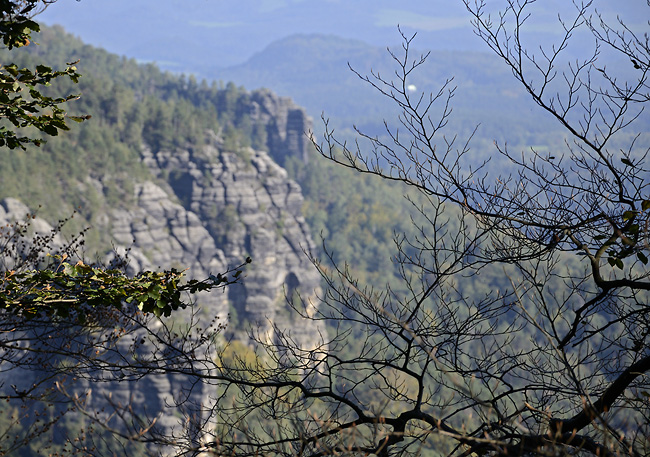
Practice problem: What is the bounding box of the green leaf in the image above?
[148,287,162,301]
[4,64,18,76]
[41,124,59,136]
[23,20,39,33]
[621,158,634,167]
[638,252,649,265]
[643,200,650,212]
[622,211,636,221]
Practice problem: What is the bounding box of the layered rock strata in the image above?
[0,91,323,451]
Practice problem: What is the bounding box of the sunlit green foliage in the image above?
[0,255,236,319]
[0,1,88,149]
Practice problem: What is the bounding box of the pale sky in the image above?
[37,1,648,83]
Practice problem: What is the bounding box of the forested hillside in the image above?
[0,25,326,455]
[0,23,599,326]
[0,25,519,454]
[0,25,520,300]
[0,11,648,456]
[0,26,267,224]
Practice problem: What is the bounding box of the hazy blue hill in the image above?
[216,33,563,156]
[218,35,390,127]
[41,0,640,74]
[39,0,481,70]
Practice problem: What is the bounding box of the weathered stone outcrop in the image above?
[248,88,314,166]
[129,139,321,342]
[0,91,323,449]
[101,132,321,447]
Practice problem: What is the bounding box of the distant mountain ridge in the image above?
[40,0,641,73]
[39,0,480,69]
[217,33,558,150]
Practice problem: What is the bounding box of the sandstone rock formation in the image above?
[0,91,323,451]
[248,88,313,166]
[128,141,321,344]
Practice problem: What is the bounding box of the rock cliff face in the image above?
[0,90,323,448]
[247,89,313,166]
[0,90,320,344]
[107,95,323,445]
[66,90,321,343]
[120,141,321,342]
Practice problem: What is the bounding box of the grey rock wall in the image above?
[132,141,321,342]
[248,88,314,166]
[0,91,324,452]
[101,133,323,450]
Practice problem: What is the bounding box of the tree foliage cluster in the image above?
[0,0,86,150]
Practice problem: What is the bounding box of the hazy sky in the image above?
[33,0,568,69]
[37,1,649,76]
[37,1,479,69]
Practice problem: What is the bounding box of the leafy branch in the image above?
[0,0,88,149]
[0,255,249,319]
